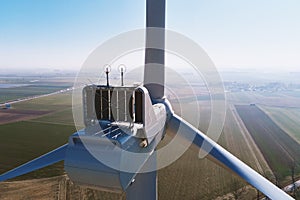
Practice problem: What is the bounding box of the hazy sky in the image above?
[0,0,299,71]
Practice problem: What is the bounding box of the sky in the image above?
[0,0,299,72]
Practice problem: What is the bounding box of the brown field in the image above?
[224,105,271,175]
[0,175,124,200]
[235,105,300,179]
[0,109,51,125]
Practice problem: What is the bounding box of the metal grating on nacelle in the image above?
[83,85,143,126]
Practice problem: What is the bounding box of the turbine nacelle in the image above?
[64,84,167,192]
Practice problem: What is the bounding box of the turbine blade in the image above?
[0,144,67,182]
[144,0,166,99]
[167,114,294,200]
[125,170,157,200]
[125,151,157,200]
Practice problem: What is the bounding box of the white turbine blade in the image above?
[167,114,294,200]
[144,0,166,99]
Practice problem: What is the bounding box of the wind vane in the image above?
[118,64,126,86]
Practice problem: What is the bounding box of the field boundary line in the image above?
[27,120,74,126]
[230,104,272,175]
[0,87,73,106]
[29,106,72,118]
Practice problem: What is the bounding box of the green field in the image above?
[0,84,73,103]
[261,106,300,144]
[31,108,74,126]
[0,76,74,103]
[13,92,73,111]
[0,89,75,180]
[236,105,300,180]
[0,121,75,180]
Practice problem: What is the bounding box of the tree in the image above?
[256,189,260,200]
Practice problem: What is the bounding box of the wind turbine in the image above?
[0,0,294,199]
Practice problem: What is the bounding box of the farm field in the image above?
[0,175,125,200]
[0,121,75,179]
[0,85,67,103]
[157,142,256,200]
[0,77,74,103]
[235,105,300,180]
[1,84,299,199]
[227,92,258,104]
[31,108,74,126]
[0,88,76,179]
[156,102,270,200]
[221,105,271,174]
[12,92,73,111]
[0,109,51,125]
[0,95,267,199]
[227,91,300,108]
[260,106,300,144]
